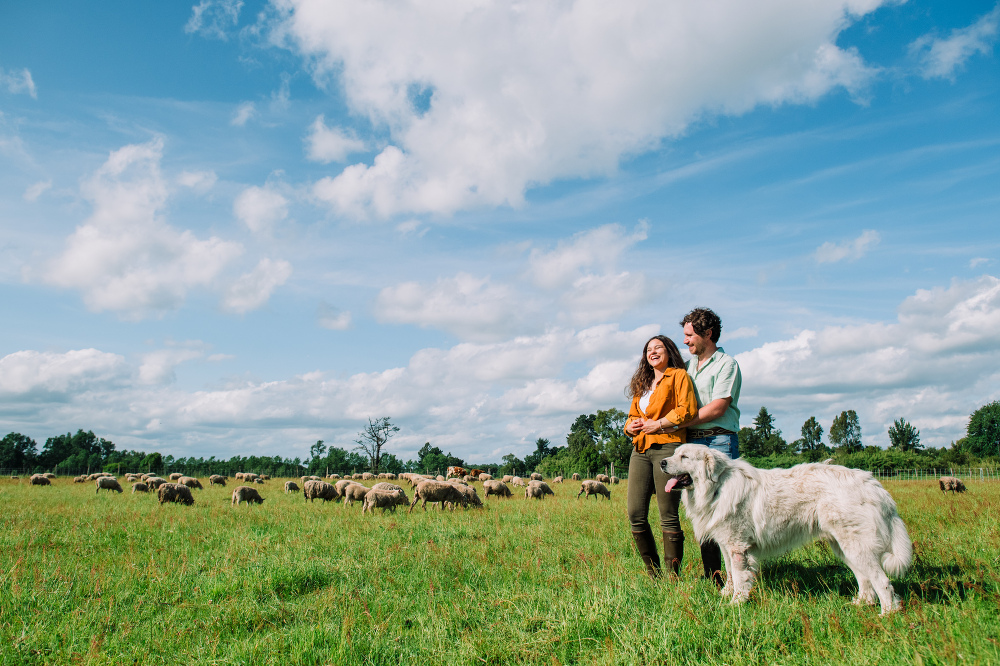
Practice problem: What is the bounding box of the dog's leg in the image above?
[719,544,734,598]
[728,545,755,604]
[835,539,899,614]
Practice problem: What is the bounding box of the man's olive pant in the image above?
[627,444,682,535]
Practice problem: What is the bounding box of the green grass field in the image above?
[1,477,998,665]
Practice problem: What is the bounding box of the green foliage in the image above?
[594,408,631,471]
[965,400,1000,458]
[739,407,789,458]
[416,442,464,475]
[888,418,922,452]
[523,438,553,472]
[830,410,863,453]
[0,432,38,470]
[353,417,400,473]
[499,453,525,475]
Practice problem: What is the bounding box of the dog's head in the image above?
[661,444,724,493]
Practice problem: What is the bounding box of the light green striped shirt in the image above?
[686,347,741,433]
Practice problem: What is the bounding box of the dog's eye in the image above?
[680,455,686,459]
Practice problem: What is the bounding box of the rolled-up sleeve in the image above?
[664,371,698,426]
[710,358,740,402]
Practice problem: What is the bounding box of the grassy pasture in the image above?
[1,476,998,665]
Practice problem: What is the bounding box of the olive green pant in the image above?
[627,444,682,535]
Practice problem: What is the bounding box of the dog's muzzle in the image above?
[664,473,692,493]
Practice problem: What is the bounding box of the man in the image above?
[678,307,741,587]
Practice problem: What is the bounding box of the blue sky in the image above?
[1,0,998,463]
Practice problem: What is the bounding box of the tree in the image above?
[594,408,631,471]
[746,407,787,456]
[354,417,400,473]
[416,442,464,475]
[799,417,823,452]
[965,401,1000,457]
[887,418,921,452]
[753,407,776,440]
[830,410,862,453]
[0,432,38,471]
[499,453,525,476]
[310,440,327,462]
[567,413,603,473]
[523,438,553,472]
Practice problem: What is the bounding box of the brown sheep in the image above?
[578,480,611,500]
[145,476,168,489]
[610,476,621,484]
[529,472,543,481]
[232,486,265,505]
[209,475,226,487]
[95,477,123,494]
[571,473,581,481]
[483,480,512,498]
[260,474,270,480]
[478,473,493,482]
[596,473,610,483]
[178,476,203,490]
[939,476,967,493]
[253,478,265,485]
[553,476,564,484]
[157,483,195,505]
[169,473,183,481]
[502,475,513,483]
[74,475,87,483]
[409,480,468,512]
[30,474,51,486]
[303,480,338,502]
[342,483,370,506]
[362,487,410,514]
[132,482,149,493]
[284,480,299,493]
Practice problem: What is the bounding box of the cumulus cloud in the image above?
[0,66,37,98]
[177,170,218,192]
[911,5,999,80]
[40,139,244,319]
[0,349,128,396]
[281,0,884,218]
[138,343,206,385]
[305,115,366,163]
[317,302,352,330]
[231,101,256,126]
[725,326,760,341]
[185,0,243,39]
[970,257,993,269]
[23,180,51,202]
[815,229,880,264]
[221,258,293,313]
[233,185,288,234]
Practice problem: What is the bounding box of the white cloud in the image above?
[231,101,256,126]
[185,0,243,40]
[177,170,218,192]
[970,257,993,269]
[233,185,288,234]
[280,0,884,218]
[23,180,51,202]
[221,258,293,313]
[317,302,352,330]
[911,5,1000,80]
[815,229,880,264]
[0,67,37,98]
[0,349,127,396]
[528,223,648,289]
[305,115,366,163]
[39,139,244,319]
[725,326,759,341]
[138,344,206,385]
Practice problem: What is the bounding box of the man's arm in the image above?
[686,397,732,428]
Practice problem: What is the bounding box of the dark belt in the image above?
[688,427,735,439]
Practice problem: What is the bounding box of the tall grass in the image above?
[1,477,998,664]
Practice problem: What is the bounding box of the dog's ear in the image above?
[703,449,720,483]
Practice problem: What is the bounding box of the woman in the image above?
[624,334,698,579]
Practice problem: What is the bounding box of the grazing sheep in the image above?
[260,474,270,480]
[596,473,610,483]
[360,472,375,481]
[74,475,87,483]
[157,483,195,506]
[939,476,967,493]
[145,476,168,489]
[303,480,338,502]
[435,475,447,482]
[577,480,611,500]
[527,480,554,498]
[363,487,411,514]
[253,478,265,485]
[30,474,51,486]
[140,473,152,481]
[571,473,581,481]
[132,482,149,493]
[44,473,57,479]
[352,473,364,480]
[502,475,513,483]
[553,476,563,484]
[96,477,123,494]
[333,479,355,497]
[371,482,405,493]
[529,472,543,481]
[384,473,397,480]
[209,475,226,487]
[342,483,370,505]
[483,480,512,498]
[478,473,493,482]
[525,485,546,500]
[284,481,299,493]
[169,473,183,481]
[232,486,265,505]
[126,473,140,482]
[178,476,203,490]
[452,484,483,508]
[409,480,468,512]
[511,476,526,487]
[610,476,620,484]
[463,475,475,483]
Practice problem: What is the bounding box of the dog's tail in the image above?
[882,514,913,578]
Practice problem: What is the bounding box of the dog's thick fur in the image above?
[662,444,912,614]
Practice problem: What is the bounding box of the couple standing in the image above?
[623,308,741,585]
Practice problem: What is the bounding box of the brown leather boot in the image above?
[662,531,684,577]
[700,539,725,588]
[631,529,661,579]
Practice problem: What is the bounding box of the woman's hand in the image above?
[640,419,665,434]
[625,418,644,436]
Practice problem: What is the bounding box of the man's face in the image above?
[683,322,711,357]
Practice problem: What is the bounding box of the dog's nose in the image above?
[659,459,669,472]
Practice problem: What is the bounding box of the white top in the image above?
[638,389,653,414]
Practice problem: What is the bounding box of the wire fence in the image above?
[871,467,999,482]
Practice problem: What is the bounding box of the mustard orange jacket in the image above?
[625,367,698,453]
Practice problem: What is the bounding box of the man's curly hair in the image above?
[680,308,722,343]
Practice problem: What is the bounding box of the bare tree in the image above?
[354,417,399,473]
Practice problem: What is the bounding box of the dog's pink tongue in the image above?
[665,478,678,493]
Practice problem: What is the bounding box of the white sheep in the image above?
[409,480,468,512]
[232,486,265,505]
[303,480,338,502]
[511,476,526,487]
[577,480,611,500]
[362,487,410,514]
[529,472,543,481]
[178,476,203,490]
[571,473,581,481]
[596,473,610,483]
[157,483,195,505]
[483,480,512,498]
[939,476,967,493]
[527,480,554,498]
[552,476,563,484]
[342,483,370,505]
[209,475,226,487]
[95,477,123,494]
[610,476,620,484]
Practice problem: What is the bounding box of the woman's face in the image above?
[646,339,669,372]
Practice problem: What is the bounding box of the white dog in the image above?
[662,444,912,615]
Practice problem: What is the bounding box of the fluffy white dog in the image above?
[661,444,912,615]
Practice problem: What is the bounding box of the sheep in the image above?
[74,475,87,483]
[132,482,149,493]
[610,476,621,484]
[553,476,563,484]
[384,473,397,480]
[578,480,611,500]
[145,476,168,489]
[352,473,364,480]
[303,480,338,502]
[435,475,446,482]
[140,473,152,481]
[284,481,299,493]
[157,483,195,505]
[30,474,51,486]
[939,476,967,493]
[363,487,411,514]
[525,485,546,500]
[178,476,204,490]
[209,475,226,487]
[358,472,373,481]
[126,473,140,482]
[527,480,554,498]
[169,473,183,481]
[95,477,123,494]
[333,479,355,497]
[451,483,483,508]
[342,483,371,506]
[502,475,513,483]
[260,474,270,481]
[44,473,57,479]
[571,473,581,481]
[232,486,265,505]
[371,482,405,493]
[511,476,526,487]
[328,474,341,480]
[596,473,610,483]
[529,472,543,481]
[253,478,265,485]
[483,480,512,498]
[409,480,469,512]
[478,473,493,482]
